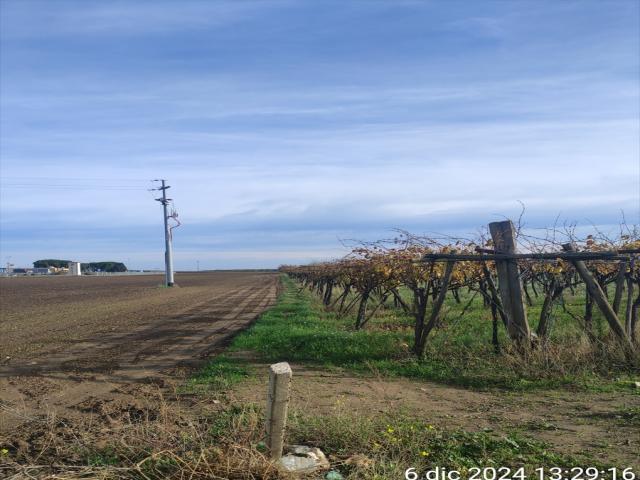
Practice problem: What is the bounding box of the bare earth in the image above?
[0,272,279,435]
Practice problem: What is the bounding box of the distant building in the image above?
[68,261,82,276]
[0,266,52,275]
[33,267,53,275]
[12,268,32,274]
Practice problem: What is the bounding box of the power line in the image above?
[1,176,151,182]
[1,183,148,190]
[0,176,153,191]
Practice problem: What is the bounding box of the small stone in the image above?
[326,471,344,480]
[634,381,640,389]
[279,445,330,473]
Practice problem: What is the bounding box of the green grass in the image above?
[205,403,612,477]
[227,276,638,391]
[289,411,606,472]
[183,355,251,393]
[232,283,406,364]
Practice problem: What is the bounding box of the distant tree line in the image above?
[33,259,127,272]
[33,259,69,269]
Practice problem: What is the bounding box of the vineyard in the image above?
[281,220,640,369]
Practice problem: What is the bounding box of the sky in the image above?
[0,0,639,270]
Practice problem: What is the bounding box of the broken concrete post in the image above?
[265,361,292,460]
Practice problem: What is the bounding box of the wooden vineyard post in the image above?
[265,362,292,460]
[488,220,531,343]
[562,243,631,348]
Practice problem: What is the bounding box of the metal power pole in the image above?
[154,179,175,286]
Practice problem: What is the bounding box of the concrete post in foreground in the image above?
[265,362,292,460]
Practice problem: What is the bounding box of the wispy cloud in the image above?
[0,1,280,37]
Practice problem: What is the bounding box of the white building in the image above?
[68,261,82,276]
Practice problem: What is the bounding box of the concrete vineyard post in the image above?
[488,220,531,342]
[265,362,292,460]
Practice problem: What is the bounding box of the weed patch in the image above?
[184,355,251,393]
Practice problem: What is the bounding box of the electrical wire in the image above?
[0,177,157,191]
[1,176,150,182]
[1,184,148,190]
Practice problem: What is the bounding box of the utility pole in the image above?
[154,179,175,287]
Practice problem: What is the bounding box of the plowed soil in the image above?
[0,272,279,435]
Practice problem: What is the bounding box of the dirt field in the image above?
[0,272,279,436]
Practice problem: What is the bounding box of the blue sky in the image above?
[1,0,638,270]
